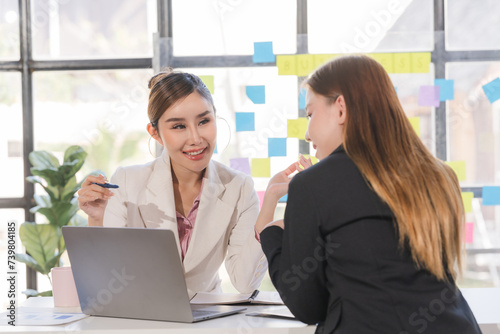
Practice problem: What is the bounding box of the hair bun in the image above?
[148,67,174,89]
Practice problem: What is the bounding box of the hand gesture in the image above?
[77,174,114,226]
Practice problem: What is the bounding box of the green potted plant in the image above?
[16,145,91,297]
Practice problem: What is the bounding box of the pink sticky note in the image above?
[418,85,440,107]
[464,222,474,244]
[257,191,265,208]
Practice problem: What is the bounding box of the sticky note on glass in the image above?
[464,222,474,244]
[276,55,297,76]
[230,157,251,175]
[393,53,411,73]
[314,54,337,69]
[253,42,275,63]
[296,54,315,77]
[287,118,308,140]
[235,112,255,132]
[482,77,500,103]
[214,144,218,154]
[199,75,214,94]
[299,88,306,109]
[418,85,440,107]
[408,117,421,137]
[279,194,288,202]
[268,138,287,157]
[301,154,318,165]
[482,186,500,205]
[370,53,394,73]
[434,79,454,101]
[445,161,466,181]
[251,158,271,177]
[257,191,265,208]
[461,192,473,213]
[246,85,265,104]
[411,53,431,73]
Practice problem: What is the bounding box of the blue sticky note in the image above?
[418,85,440,107]
[235,112,255,132]
[279,194,288,202]
[246,86,265,104]
[253,42,275,63]
[214,144,218,154]
[299,88,306,110]
[482,78,500,103]
[268,138,287,157]
[482,186,500,205]
[434,79,455,101]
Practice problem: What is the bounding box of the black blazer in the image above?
[260,145,481,334]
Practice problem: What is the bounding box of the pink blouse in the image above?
[176,181,204,261]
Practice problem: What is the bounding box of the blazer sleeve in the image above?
[224,175,268,293]
[260,172,329,324]
[102,167,128,227]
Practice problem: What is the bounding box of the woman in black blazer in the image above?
[256,55,481,334]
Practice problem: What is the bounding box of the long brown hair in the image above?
[305,55,464,281]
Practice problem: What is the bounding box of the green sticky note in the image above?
[445,161,466,181]
[411,52,431,73]
[369,53,394,73]
[251,158,271,177]
[393,53,411,73]
[461,192,473,213]
[287,118,308,140]
[276,55,297,76]
[199,75,214,94]
[296,54,315,77]
[408,117,421,137]
[301,154,318,165]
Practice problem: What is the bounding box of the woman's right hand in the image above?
[77,174,114,226]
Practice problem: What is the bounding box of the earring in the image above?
[216,116,232,155]
[148,136,156,158]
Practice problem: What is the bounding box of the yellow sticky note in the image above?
[461,192,473,213]
[301,154,318,165]
[445,161,466,181]
[251,158,271,177]
[411,52,431,73]
[296,54,316,77]
[393,53,412,73]
[314,54,337,69]
[198,75,214,94]
[276,55,297,76]
[287,118,308,140]
[369,53,394,73]
[408,117,421,137]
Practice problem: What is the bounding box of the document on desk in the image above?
[190,290,284,305]
[246,305,297,320]
[0,307,89,326]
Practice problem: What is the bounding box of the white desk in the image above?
[2,289,500,333]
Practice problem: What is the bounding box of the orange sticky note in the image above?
[461,192,473,213]
[276,55,297,76]
[464,222,474,244]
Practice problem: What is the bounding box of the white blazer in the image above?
[103,150,267,297]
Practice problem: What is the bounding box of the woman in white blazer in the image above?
[78,70,267,297]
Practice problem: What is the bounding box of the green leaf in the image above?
[15,253,44,273]
[29,151,60,169]
[69,214,88,227]
[26,176,57,201]
[31,167,64,188]
[37,201,79,227]
[61,146,87,182]
[18,223,60,275]
[61,175,79,202]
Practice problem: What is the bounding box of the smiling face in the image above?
[305,89,346,160]
[148,92,217,175]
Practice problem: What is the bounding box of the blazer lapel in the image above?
[138,150,182,257]
[183,161,234,272]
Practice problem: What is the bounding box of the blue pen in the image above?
[91,182,119,189]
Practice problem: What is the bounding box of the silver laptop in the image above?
[62,226,246,322]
